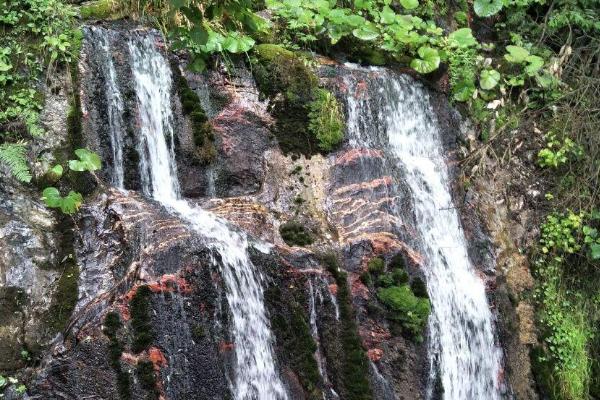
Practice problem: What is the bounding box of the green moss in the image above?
[191,324,205,340]
[130,285,154,353]
[376,274,394,288]
[170,59,215,164]
[367,257,384,276]
[377,285,430,341]
[391,269,409,285]
[280,221,314,246]
[137,360,159,399]
[80,0,122,20]
[359,271,372,286]
[103,312,132,400]
[307,88,345,152]
[321,253,372,400]
[410,277,428,298]
[388,253,406,270]
[45,258,79,333]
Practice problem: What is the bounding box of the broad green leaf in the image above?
[453,80,476,102]
[223,34,255,53]
[400,0,419,10]
[480,69,501,90]
[69,148,101,172]
[60,191,83,214]
[189,26,208,46]
[448,28,477,48]
[590,243,600,260]
[504,45,529,63]
[380,6,396,24]
[42,187,62,208]
[410,46,440,74]
[352,23,380,41]
[535,72,555,88]
[49,164,63,179]
[188,55,206,72]
[0,375,7,388]
[473,0,503,17]
[180,6,203,25]
[525,55,544,75]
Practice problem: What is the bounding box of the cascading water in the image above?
[123,32,288,400]
[343,67,504,400]
[86,26,126,187]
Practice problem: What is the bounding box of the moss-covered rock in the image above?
[130,285,154,353]
[377,285,430,341]
[367,257,384,276]
[279,221,314,246]
[251,44,344,155]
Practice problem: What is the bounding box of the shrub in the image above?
[360,271,372,286]
[279,221,313,246]
[388,253,406,270]
[367,257,384,276]
[377,285,431,340]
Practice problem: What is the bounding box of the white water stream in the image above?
[125,33,288,400]
[344,68,504,400]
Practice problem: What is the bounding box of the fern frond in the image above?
[0,142,32,183]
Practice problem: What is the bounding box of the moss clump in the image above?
[264,285,321,399]
[307,88,344,152]
[376,274,394,288]
[80,0,122,20]
[170,59,215,164]
[137,360,159,399]
[391,268,409,285]
[45,258,79,333]
[191,324,205,340]
[388,253,406,270]
[321,253,372,400]
[280,221,314,246]
[103,312,132,399]
[377,285,430,341]
[410,277,428,298]
[367,257,384,276]
[130,285,154,353]
[251,44,344,155]
[359,271,372,286]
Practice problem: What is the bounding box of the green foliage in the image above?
[480,69,501,90]
[376,274,394,288]
[41,187,83,214]
[103,312,132,399]
[377,284,430,341]
[538,132,583,169]
[391,268,409,285]
[137,361,158,399]
[68,148,102,172]
[0,142,32,182]
[280,221,314,246]
[367,257,384,276]
[1,0,79,180]
[307,88,344,151]
[410,46,440,74]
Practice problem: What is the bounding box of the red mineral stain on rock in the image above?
[335,148,383,166]
[368,348,384,362]
[219,341,235,353]
[147,274,193,295]
[148,347,168,369]
[351,274,370,300]
[120,352,138,366]
[328,283,338,296]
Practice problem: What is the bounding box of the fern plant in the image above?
[0,141,32,182]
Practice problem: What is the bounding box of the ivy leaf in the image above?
[69,148,101,172]
[504,45,530,63]
[453,80,476,102]
[590,243,600,260]
[410,46,440,74]
[222,33,255,53]
[480,69,501,90]
[380,6,396,24]
[352,23,380,41]
[448,28,477,48]
[473,0,503,17]
[42,187,62,208]
[60,191,83,214]
[400,0,419,10]
[525,55,544,75]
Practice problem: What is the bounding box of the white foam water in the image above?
[343,67,504,400]
[127,32,288,400]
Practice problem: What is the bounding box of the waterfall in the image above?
[86,26,126,187]
[123,32,288,400]
[343,67,504,400]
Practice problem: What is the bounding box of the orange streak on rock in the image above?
[333,176,393,197]
[335,148,383,166]
[148,347,168,369]
[368,348,384,362]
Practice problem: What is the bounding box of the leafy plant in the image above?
[538,132,583,168]
[41,187,83,214]
[480,69,501,90]
[0,142,32,182]
[307,88,344,151]
[410,46,440,74]
[474,0,503,17]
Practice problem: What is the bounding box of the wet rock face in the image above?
[0,179,60,371]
